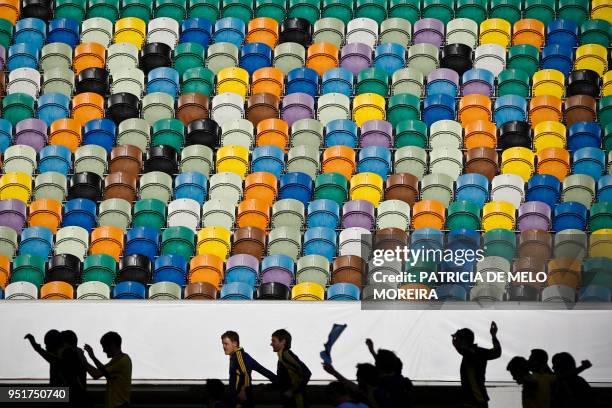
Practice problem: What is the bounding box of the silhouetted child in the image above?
[323,362,379,407]
[270,329,311,408]
[551,352,593,408]
[365,339,413,408]
[60,330,90,408]
[25,330,66,386]
[221,330,277,408]
[528,349,553,375]
[507,356,555,408]
[207,379,229,408]
[326,381,370,408]
[452,321,502,408]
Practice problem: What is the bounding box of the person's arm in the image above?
[281,351,309,391]
[365,338,377,361]
[83,344,110,380]
[245,353,277,382]
[556,360,593,380]
[322,363,360,395]
[485,321,502,360]
[24,334,60,364]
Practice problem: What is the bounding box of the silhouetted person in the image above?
[551,352,593,408]
[323,362,379,407]
[507,356,555,408]
[84,332,132,408]
[326,381,370,408]
[24,330,66,386]
[528,349,553,375]
[271,329,311,408]
[366,339,413,408]
[452,321,501,408]
[60,330,90,407]
[221,330,277,408]
[207,379,229,408]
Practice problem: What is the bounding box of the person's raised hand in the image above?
[24,334,34,342]
[490,321,498,337]
[322,363,336,375]
[83,344,94,356]
[365,338,373,349]
[581,360,592,370]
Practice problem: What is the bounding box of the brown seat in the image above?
[332,255,365,287]
[184,282,218,299]
[383,173,419,206]
[518,229,552,260]
[564,94,597,128]
[103,172,138,203]
[465,147,499,181]
[231,226,267,260]
[373,227,408,252]
[512,256,546,289]
[246,92,280,126]
[176,93,210,125]
[109,144,143,177]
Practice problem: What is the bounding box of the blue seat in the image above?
[147,67,180,97]
[541,44,574,76]
[307,199,340,228]
[279,172,314,205]
[251,145,285,178]
[461,68,495,96]
[456,173,489,207]
[373,43,406,76]
[578,285,612,302]
[526,174,561,209]
[239,42,273,74]
[357,146,392,180]
[83,119,117,153]
[325,119,358,148]
[261,254,295,275]
[180,18,213,47]
[303,227,337,262]
[410,228,444,253]
[553,201,588,231]
[327,282,360,300]
[321,68,354,96]
[62,198,97,231]
[14,18,47,48]
[154,254,188,285]
[213,17,246,46]
[124,226,161,261]
[567,121,601,151]
[224,256,259,287]
[423,93,455,126]
[7,42,40,70]
[493,94,527,127]
[18,226,54,258]
[0,119,13,153]
[286,67,319,97]
[113,281,147,299]
[38,145,73,175]
[220,281,254,299]
[597,175,612,202]
[37,93,71,126]
[174,171,208,204]
[572,147,605,181]
[47,18,80,48]
[444,229,480,272]
[546,19,579,47]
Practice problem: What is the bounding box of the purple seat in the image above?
[226,253,260,273]
[341,200,375,230]
[260,267,293,287]
[413,18,445,47]
[517,201,551,232]
[281,92,315,126]
[427,68,460,95]
[14,118,48,152]
[340,43,373,75]
[359,119,393,148]
[0,199,27,234]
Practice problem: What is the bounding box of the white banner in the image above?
[1,301,611,384]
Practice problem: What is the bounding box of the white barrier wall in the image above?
[1,301,612,384]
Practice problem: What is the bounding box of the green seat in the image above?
[121,0,153,22]
[579,19,612,47]
[296,255,330,286]
[161,226,196,259]
[524,0,555,25]
[497,68,530,97]
[322,0,353,24]
[42,67,75,96]
[181,67,215,96]
[0,226,17,258]
[558,0,590,24]
[395,119,428,148]
[0,18,13,47]
[142,92,175,125]
[98,199,132,230]
[255,0,286,22]
[155,0,187,20]
[389,0,420,22]
[391,67,425,97]
[483,228,516,262]
[152,119,185,152]
[133,198,167,229]
[87,0,120,20]
[447,200,481,230]
[379,18,412,47]
[54,0,86,21]
[387,93,421,127]
[589,202,612,232]
[271,199,305,228]
[2,93,35,126]
[314,172,349,205]
[394,146,428,180]
[455,0,487,23]
[507,44,540,77]
[40,42,73,72]
[180,144,214,176]
[206,42,239,74]
[222,0,254,24]
[188,0,219,20]
[405,260,438,288]
[174,42,206,75]
[288,0,321,25]
[356,68,389,96]
[420,173,454,206]
[604,123,612,153]
[11,254,46,287]
[290,118,324,148]
[422,0,454,24]
[582,257,612,290]
[489,0,521,24]
[407,43,439,76]
[83,254,117,286]
[355,0,388,24]
[600,96,612,128]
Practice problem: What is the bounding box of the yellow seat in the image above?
[197,226,232,260]
[589,229,612,257]
[575,44,608,76]
[533,121,566,152]
[603,71,612,97]
[591,0,612,24]
[352,93,385,126]
[349,172,384,207]
[114,18,146,49]
[479,18,512,47]
[532,69,565,99]
[0,172,32,203]
[216,67,250,99]
[501,146,535,182]
[216,145,250,179]
[482,201,516,232]
[291,282,325,300]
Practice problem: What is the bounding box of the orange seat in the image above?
[49,118,82,152]
[256,118,289,151]
[0,0,20,24]
[512,19,545,48]
[72,92,105,126]
[246,17,279,48]
[41,281,74,299]
[411,199,446,230]
[529,95,562,125]
[251,67,284,97]
[0,255,9,288]
[73,42,107,74]
[537,147,570,181]
[463,120,497,149]
[458,94,492,124]
[244,171,278,206]
[189,253,225,289]
[306,42,339,75]
[322,145,356,179]
[237,198,270,230]
[28,198,62,233]
[90,226,125,261]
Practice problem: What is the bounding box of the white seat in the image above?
[81,17,114,47]
[208,172,243,204]
[167,198,202,233]
[7,68,40,98]
[55,226,90,261]
[107,42,139,74]
[211,92,245,125]
[77,281,111,299]
[221,118,254,148]
[376,199,411,231]
[339,226,372,257]
[317,92,351,126]
[446,18,478,49]
[542,284,575,303]
[346,17,379,49]
[429,146,463,180]
[206,42,239,74]
[110,67,145,97]
[429,120,463,149]
[474,43,506,76]
[202,199,236,230]
[149,281,182,299]
[147,17,180,49]
[491,174,525,209]
[141,92,175,125]
[3,144,37,175]
[5,281,38,300]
